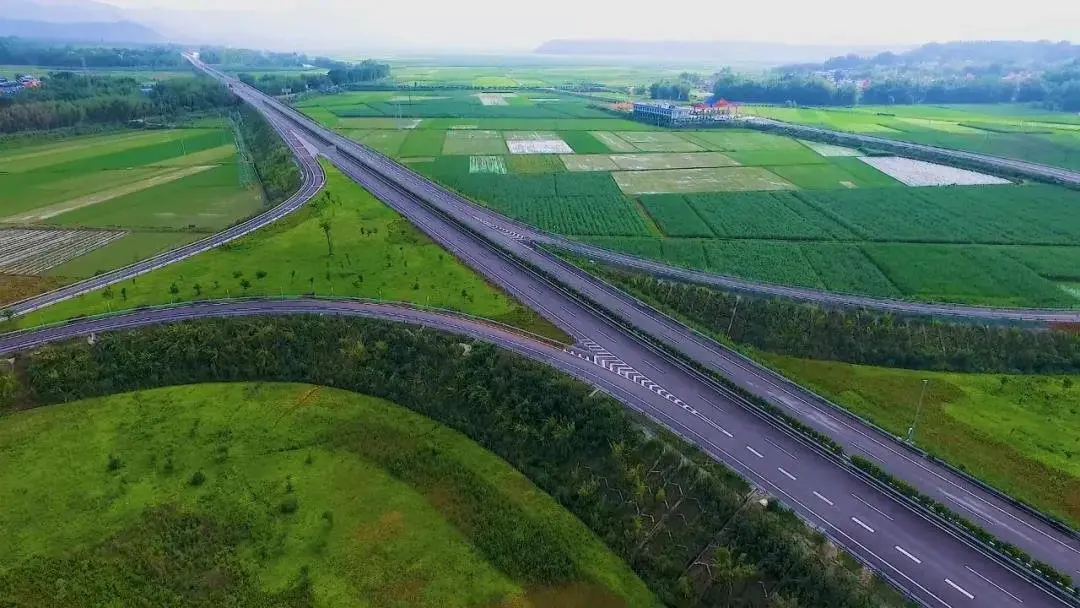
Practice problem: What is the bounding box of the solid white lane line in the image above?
[746,445,764,458]
[715,425,734,438]
[851,516,875,533]
[559,304,577,317]
[963,566,1023,603]
[777,467,797,481]
[895,545,922,564]
[944,578,975,600]
[813,491,834,506]
[764,437,798,460]
[644,360,665,375]
[851,492,895,521]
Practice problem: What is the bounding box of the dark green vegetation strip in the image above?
[584,264,1080,525]
[235,104,301,205]
[0,316,908,608]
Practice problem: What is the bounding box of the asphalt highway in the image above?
[0,299,1069,608]
[177,60,1080,606]
[1,54,1069,606]
[210,69,1080,583]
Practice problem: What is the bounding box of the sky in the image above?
[101,0,1080,53]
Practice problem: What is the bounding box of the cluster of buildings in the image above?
[631,100,740,126]
[0,74,41,96]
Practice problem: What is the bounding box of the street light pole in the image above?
[906,379,929,444]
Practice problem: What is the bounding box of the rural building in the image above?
[632,100,739,126]
[633,101,694,126]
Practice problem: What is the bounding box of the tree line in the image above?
[234,104,301,206]
[711,66,1080,111]
[599,268,1080,374]
[0,72,237,134]
[649,81,692,101]
[1,315,909,608]
[236,60,390,96]
[0,37,184,69]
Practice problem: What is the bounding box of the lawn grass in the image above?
[760,356,1080,527]
[0,382,653,606]
[22,160,564,341]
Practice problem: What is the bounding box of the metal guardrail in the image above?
[1,296,570,351]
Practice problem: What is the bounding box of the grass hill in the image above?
[0,382,654,607]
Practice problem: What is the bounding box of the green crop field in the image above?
[294,89,1080,307]
[0,125,266,296]
[748,103,1080,172]
[614,167,795,194]
[0,382,652,606]
[762,356,1080,526]
[22,160,561,340]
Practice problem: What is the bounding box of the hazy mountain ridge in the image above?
[535,39,910,63]
[0,18,161,43]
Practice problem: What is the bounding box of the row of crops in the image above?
[583,236,1080,307]
[639,186,1080,245]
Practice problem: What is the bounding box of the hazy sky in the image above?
[103,0,1079,52]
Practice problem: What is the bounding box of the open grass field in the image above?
[22,160,562,340]
[762,355,1080,527]
[0,125,266,300]
[0,382,653,606]
[297,90,1080,307]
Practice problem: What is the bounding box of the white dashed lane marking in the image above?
[963,566,1022,603]
[944,578,975,600]
[852,492,895,521]
[851,517,875,533]
[895,545,922,564]
[814,491,834,506]
[777,467,797,481]
[746,445,764,458]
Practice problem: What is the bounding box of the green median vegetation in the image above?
[19,159,563,341]
[1,315,909,607]
[0,382,653,606]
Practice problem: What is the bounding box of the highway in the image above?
[0,54,1073,606]
[182,59,1077,606]
[0,299,1070,608]
[200,65,1080,583]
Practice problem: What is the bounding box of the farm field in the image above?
[0,64,193,80]
[0,125,266,299]
[762,355,1080,527]
[297,89,1080,307]
[21,160,563,341]
[0,382,652,606]
[747,103,1080,172]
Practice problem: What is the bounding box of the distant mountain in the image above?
[534,39,908,64]
[2,0,127,23]
[792,40,1080,72]
[0,18,162,44]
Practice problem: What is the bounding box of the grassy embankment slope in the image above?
[18,159,563,341]
[763,354,1080,526]
[0,382,653,606]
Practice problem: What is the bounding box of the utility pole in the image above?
[906,379,929,444]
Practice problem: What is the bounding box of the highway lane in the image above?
[229,80,1080,579]
[179,61,1080,603]
[0,299,1067,608]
